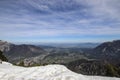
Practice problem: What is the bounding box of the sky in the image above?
[0,0,120,43]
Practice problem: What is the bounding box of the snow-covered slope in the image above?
[0,62,120,80]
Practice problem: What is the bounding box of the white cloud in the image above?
[0,0,120,42]
[85,0,120,20]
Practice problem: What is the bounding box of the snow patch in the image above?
[0,62,120,80]
[102,47,107,53]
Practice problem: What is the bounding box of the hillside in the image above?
[0,40,48,63]
[66,59,120,77]
[92,40,120,64]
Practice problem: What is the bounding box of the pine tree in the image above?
[0,51,8,61]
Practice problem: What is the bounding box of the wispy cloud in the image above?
[0,0,120,42]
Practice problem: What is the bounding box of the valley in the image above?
[0,40,120,77]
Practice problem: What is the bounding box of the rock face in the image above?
[92,40,120,64]
[0,40,12,52]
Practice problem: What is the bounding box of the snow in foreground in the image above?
[0,62,120,80]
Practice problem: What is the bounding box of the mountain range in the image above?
[92,40,120,63]
[0,40,48,63]
[0,40,120,77]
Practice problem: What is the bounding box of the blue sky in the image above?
[0,0,120,43]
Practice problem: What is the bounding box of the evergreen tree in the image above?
[0,50,8,61]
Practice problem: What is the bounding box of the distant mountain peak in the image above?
[0,40,48,63]
[93,40,120,63]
